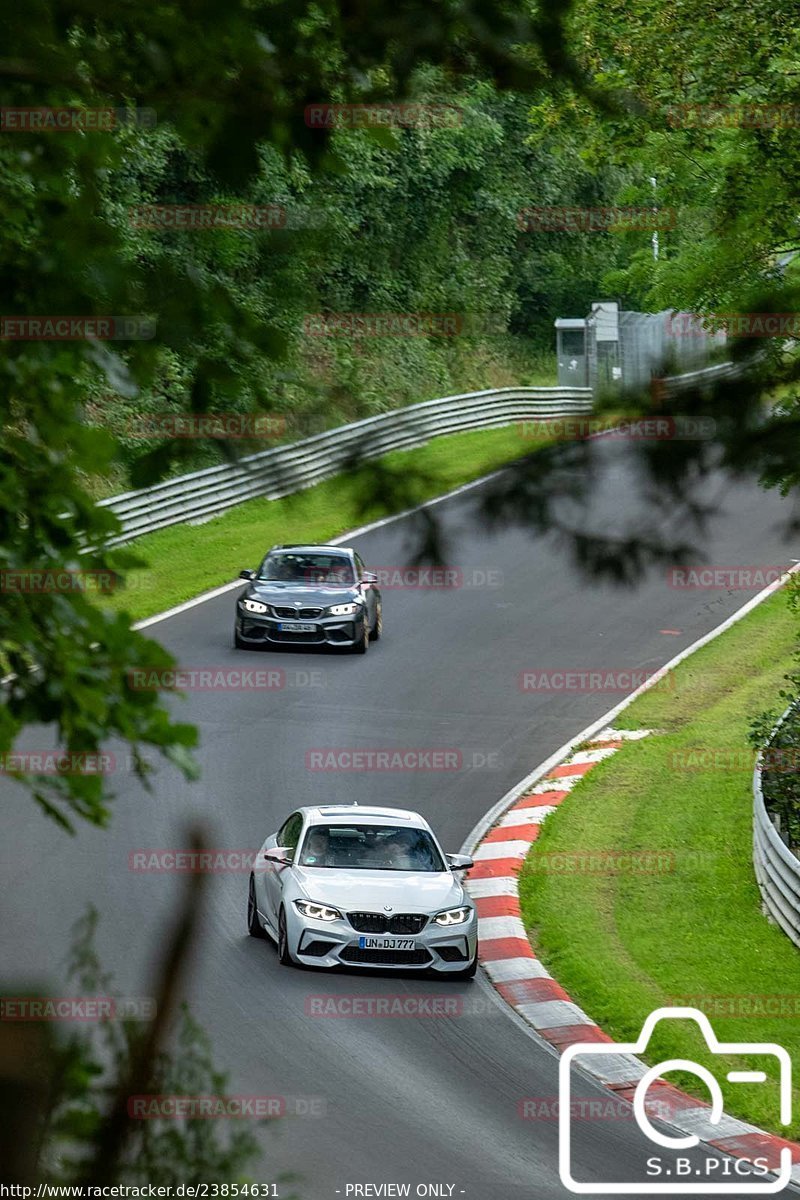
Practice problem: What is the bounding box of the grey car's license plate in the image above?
[278,621,316,632]
[358,936,415,950]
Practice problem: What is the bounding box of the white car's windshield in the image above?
[298,824,444,872]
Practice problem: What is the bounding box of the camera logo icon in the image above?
[558,1007,793,1193]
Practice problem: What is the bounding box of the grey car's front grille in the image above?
[272,605,323,619]
[347,912,428,935]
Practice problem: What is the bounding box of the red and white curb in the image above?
[465,726,800,1185]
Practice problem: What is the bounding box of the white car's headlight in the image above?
[294,899,342,921]
[326,602,361,616]
[241,598,268,614]
[432,906,472,926]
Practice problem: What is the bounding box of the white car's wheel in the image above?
[277,906,294,965]
[247,875,266,939]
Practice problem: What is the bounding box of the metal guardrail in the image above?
[98,386,593,545]
[658,359,745,396]
[97,357,748,546]
[753,706,800,949]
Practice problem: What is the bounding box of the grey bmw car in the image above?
[247,804,478,977]
[234,544,382,653]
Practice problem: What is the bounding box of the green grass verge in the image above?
[519,588,800,1137]
[107,421,562,623]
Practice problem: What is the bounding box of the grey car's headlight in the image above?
[432,906,472,926]
[326,602,361,616]
[241,598,268,614]
[294,899,342,921]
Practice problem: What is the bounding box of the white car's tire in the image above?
[277,906,294,965]
[247,875,266,939]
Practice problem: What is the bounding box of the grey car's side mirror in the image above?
[263,846,294,866]
[446,853,473,872]
[239,569,256,580]
[361,571,378,584]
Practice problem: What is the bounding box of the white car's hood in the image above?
[292,867,464,914]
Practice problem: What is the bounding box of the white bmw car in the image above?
[247,804,478,977]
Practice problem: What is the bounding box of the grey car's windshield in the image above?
[298,824,445,872]
[257,552,354,586]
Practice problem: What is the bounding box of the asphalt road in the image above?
[2,438,797,1198]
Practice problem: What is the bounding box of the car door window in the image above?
[278,813,303,853]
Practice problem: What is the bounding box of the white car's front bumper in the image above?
[285,906,478,972]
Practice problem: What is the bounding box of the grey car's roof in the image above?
[269,544,352,555]
[300,804,429,828]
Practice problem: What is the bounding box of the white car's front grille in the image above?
[347,912,428,934]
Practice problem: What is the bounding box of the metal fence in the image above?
[619,311,727,390]
[584,308,728,395]
[753,707,800,949]
[98,386,593,545]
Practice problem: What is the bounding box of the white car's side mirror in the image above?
[263,846,294,866]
